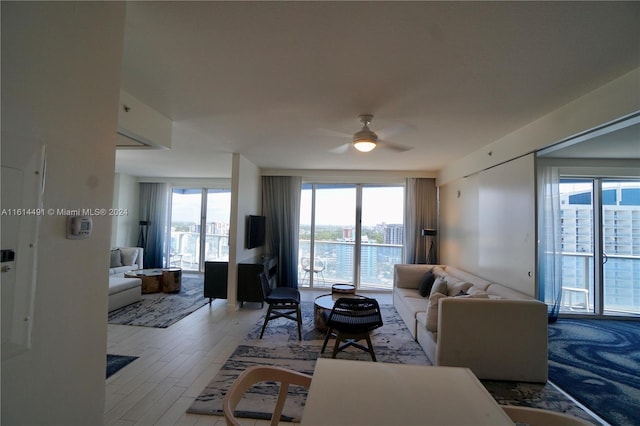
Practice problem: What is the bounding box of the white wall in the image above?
[227,154,261,309]
[439,68,640,186]
[438,69,640,295]
[1,2,125,425]
[111,173,140,247]
[440,155,536,296]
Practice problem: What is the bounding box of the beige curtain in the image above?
[404,178,437,264]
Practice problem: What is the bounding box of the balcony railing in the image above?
[172,232,639,312]
[560,252,640,314]
[298,240,402,291]
[169,231,229,270]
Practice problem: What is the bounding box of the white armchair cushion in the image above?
[119,247,139,266]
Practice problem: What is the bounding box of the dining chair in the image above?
[258,272,303,340]
[321,297,384,361]
[501,405,594,425]
[222,365,312,426]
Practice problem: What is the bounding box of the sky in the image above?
[170,186,404,227]
[171,191,231,223]
[300,186,404,226]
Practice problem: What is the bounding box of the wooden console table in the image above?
[238,255,277,306]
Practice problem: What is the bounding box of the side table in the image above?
[332,283,356,295]
[162,268,182,293]
[125,269,163,294]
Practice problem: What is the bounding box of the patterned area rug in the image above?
[106,354,137,378]
[108,273,207,328]
[187,302,597,423]
[548,319,640,426]
[187,302,428,421]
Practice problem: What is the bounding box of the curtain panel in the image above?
[537,164,563,322]
[404,178,438,264]
[139,182,168,269]
[262,176,302,288]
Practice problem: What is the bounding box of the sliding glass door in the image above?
[360,186,405,289]
[602,179,640,314]
[299,183,404,290]
[559,178,640,315]
[168,188,230,271]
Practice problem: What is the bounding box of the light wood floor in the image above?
[105,285,392,425]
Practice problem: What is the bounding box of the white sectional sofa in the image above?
[108,247,143,312]
[393,264,548,383]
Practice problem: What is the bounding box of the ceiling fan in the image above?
[326,114,413,154]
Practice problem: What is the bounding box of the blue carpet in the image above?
[106,354,138,378]
[548,319,640,426]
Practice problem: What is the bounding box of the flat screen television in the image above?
[246,215,266,249]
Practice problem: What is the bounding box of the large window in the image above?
[299,183,404,290]
[168,188,230,271]
[559,178,640,315]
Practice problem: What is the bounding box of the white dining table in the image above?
[301,358,514,426]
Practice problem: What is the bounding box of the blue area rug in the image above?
[108,273,207,328]
[106,354,138,378]
[548,319,640,426]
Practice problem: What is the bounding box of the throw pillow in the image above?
[418,270,436,297]
[430,276,448,296]
[446,280,473,296]
[467,286,489,297]
[426,292,448,332]
[110,249,122,268]
[119,247,139,267]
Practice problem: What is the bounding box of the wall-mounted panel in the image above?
[440,154,536,296]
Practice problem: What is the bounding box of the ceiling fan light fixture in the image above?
[353,139,377,152]
[353,117,378,152]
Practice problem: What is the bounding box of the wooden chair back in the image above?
[222,365,312,426]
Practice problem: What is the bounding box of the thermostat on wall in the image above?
[66,216,92,240]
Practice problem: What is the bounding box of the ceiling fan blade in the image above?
[329,143,352,154]
[314,128,352,139]
[377,122,413,140]
[378,139,413,152]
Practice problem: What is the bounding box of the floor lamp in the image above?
[421,228,437,264]
[138,220,150,250]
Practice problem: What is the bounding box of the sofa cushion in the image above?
[110,265,136,275]
[467,286,490,297]
[109,276,141,295]
[446,280,473,296]
[426,292,448,332]
[119,247,139,266]
[486,283,532,300]
[418,270,436,297]
[110,249,122,268]
[394,264,437,290]
[430,276,448,296]
[395,287,424,300]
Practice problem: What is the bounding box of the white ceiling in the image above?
[115,1,640,178]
